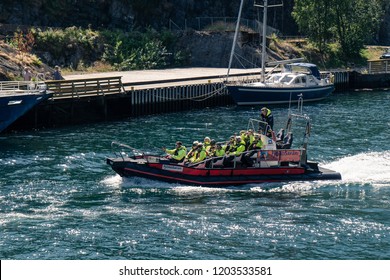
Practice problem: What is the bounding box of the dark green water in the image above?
[1,90,389,259]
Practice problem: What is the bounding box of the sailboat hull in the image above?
[227,84,335,105]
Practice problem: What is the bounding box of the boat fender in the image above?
[330,73,335,84]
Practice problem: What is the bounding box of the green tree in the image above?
[293,0,383,57]
[332,0,382,57]
[291,0,333,52]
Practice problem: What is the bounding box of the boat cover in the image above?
[285,63,321,80]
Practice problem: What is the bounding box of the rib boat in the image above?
[106,100,341,187]
[0,81,52,133]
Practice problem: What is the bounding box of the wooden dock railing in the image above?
[45,76,124,99]
[368,59,390,74]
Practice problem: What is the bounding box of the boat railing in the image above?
[247,118,270,136]
[188,148,304,169]
[0,81,47,92]
[111,141,145,160]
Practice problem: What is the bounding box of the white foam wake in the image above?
[323,151,390,187]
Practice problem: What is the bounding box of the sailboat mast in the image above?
[254,0,284,82]
[227,0,245,81]
[261,0,268,82]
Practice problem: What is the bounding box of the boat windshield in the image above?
[279,75,294,84]
[266,74,283,83]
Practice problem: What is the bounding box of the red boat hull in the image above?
[107,157,341,187]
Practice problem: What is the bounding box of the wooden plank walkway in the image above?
[63,67,262,90]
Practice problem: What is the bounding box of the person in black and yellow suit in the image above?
[163,141,187,163]
[192,143,207,163]
[260,107,274,136]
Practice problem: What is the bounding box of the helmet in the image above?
[192,141,199,146]
[210,139,216,145]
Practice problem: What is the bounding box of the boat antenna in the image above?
[226,0,245,81]
[254,0,284,82]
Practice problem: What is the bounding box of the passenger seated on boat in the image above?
[162,141,187,163]
[211,143,226,157]
[248,134,263,150]
[203,137,211,152]
[209,143,226,167]
[224,135,236,154]
[207,139,216,155]
[192,143,207,163]
[242,136,264,166]
[184,141,199,163]
[243,129,255,149]
[276,132,293,149]
[223,136,246,167]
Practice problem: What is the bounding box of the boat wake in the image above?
[323,151,390,187]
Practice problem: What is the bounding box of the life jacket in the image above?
[213,147,226,157]
[193,147,207,163]
[232,140,246,156]
[172,146,187,161]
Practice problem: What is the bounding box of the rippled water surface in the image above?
[1,90,390,260]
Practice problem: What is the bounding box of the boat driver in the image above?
[260,107,274,136]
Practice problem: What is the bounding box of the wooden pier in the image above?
[10,68,237,130]
[9,67,353,131]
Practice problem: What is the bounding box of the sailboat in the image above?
[225,0,334,106]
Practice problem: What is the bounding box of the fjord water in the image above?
[1,90,389,260]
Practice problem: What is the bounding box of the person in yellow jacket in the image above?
[223,136,246,166]
[260,107,274,137]
[225,135,236,154]
[192,143,207,163]
[212,143,226,157]
[249,134,263,150]
[162,141,187,163]
[203,137,211,152]
[245,129,255,148]
[185,141,199,162]
[231,136,246,156]
[243,134,264,166]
